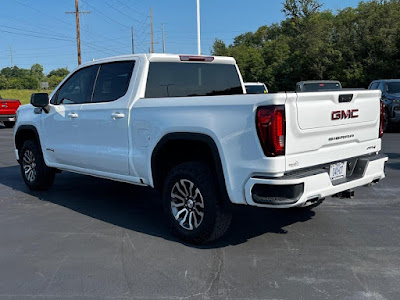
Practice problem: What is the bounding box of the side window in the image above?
[92,61,135,103]
[55,65,99,105]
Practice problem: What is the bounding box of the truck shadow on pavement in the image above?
[0,165,315,248]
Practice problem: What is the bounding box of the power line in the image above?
[0,12,73,38]
[14,0,75,28]
[104,2,143,24]
[81,0,131,29]
[0,24,74,40]
[114,0,148,17]
[0,29,75,42]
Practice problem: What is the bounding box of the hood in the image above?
[385,93,400,100]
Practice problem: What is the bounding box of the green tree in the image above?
[30,63,44,83]
[0,66,29,79]
[48,67,69,78]
[21,76,39,89]
[211,39,229,56]
[0,75,9,89]
[8,78,23,89]
[282,0,323,19]
[230,45,265,82]
[48,76,64,89]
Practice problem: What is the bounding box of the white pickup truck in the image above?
[14,54,388,244]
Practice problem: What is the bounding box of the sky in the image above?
[0,0,361,74]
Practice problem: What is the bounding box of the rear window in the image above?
[302,82,341,92]
[145,62,243,98]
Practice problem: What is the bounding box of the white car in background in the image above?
[245,82,268,94]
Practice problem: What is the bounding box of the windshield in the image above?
[302,82,341,92]
[386,82,400,94]
[245,85,267,94]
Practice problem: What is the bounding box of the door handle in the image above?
[68,112,78,118]
[111,112,125,119]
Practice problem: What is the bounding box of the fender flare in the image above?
[151,132,228,195]
[15,125,42,154]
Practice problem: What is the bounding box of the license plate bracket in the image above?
[329,161,347,181]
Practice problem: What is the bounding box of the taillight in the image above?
[256,106,285,156]
[379,101,384,138]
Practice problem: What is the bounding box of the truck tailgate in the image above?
[0,99,20,115]
[285,90,382,172]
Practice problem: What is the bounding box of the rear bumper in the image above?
[0,114,16,122]
[244,153,388,208]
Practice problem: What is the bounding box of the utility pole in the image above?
[197,0,201,55]
[162,24,165,53]
[9,45,13,67]
[131,26,134,54]
[150,7,154,53]
[66,0,90,65]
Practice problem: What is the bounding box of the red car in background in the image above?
[0,95,21,128]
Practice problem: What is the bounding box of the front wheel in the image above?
[20,140,55,190]
[3,121,15,128]
[163,161,232,244]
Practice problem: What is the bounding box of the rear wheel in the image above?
[20,140,55,190]
[163,161,232,244]
[3,121,15,128]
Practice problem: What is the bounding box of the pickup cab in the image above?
[0,95,21,128]
[14,54,388,244]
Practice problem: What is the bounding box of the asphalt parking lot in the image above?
[1,125,400,300]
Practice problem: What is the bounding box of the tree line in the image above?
[212,0,400,92]
[0,64,69,90]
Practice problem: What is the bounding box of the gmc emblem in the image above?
[332,109,359,120]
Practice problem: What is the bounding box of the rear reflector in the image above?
[179,55,214,62]
[256,106,286,157]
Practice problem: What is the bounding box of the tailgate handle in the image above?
[339,94,353,103]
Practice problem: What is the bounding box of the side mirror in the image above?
[30,93,50,113]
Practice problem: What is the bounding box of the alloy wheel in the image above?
[170,179,205,230]
[23,150,37,182]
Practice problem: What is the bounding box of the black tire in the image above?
[3,121,15,128]
[20,139,55,190]
[163,161,232,244]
